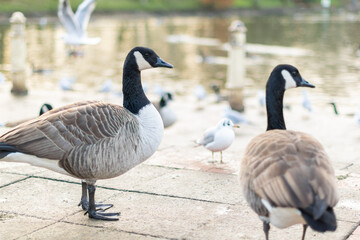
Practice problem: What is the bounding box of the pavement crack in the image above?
[59,220,177,239]
[97,186,235,205]
[2,174,234,205]
[344,221,360,240]
[0,176,31,189]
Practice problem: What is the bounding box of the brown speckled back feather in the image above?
[240,129,339,216]
[0,101,140,179]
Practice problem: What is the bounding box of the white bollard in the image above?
[10,12,28,95]
[226,20,247,112]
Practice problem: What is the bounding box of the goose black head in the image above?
[130,47,173,71]
[268,64,315,91]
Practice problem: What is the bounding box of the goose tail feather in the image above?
[0,143,19,159]
[300,206,337,232]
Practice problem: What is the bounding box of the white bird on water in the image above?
[197,118,239,163]
[58,0,100,46]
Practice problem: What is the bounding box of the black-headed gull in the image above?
[197,118,239,163]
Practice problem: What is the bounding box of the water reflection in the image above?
[0,13,359,104]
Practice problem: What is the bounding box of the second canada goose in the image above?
[240,65,338,239]
[154,92,177,128]
[0,47,173,221]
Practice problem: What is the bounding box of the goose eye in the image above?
[144,52,150,57]
[291,71,297,76]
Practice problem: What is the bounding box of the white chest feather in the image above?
[136,104,164,159]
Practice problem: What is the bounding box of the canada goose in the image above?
[58,0,100,46]
[154,92,177,128]
[0,47,173,221]
[197,118,239,163]
[240,64,338,239]
[1,103,53,128]
[211,84,227,103]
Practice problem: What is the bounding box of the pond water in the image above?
[0,11,359,111]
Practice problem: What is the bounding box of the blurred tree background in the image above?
[0,0,351,14]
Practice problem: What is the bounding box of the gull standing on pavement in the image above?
[197,118,239,163]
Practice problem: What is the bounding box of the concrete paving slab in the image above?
[16,221,163,240]
[0,178,114,221]
[0,172,28,188]
[110,168,241,204]
[335,176,360,222]
[64,191,228,239]
[348,225,360,240]
[182,204,356,240]
[36,164,173,190]
[0,213,55,240]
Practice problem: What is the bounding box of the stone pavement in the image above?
[0,91,360,240]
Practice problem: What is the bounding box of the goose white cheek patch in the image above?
[134,51,152,71]
[281,69,297,90]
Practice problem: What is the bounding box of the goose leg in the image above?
[78,181,113,212]
[263,221,270,240]
[301,224,308,240]
[85,183,120,221]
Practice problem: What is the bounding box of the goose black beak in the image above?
[299,78,315,88]
[155,57,173,68]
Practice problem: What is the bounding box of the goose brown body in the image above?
[0,101,144,180]
[241,129,338,222]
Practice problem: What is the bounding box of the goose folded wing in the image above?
[0,102,136,160]
[245,131,339,210]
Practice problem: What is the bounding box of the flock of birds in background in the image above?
[0,0,360,239]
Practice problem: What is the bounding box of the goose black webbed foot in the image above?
[78,181,113,211]
[85,209,120,221]
[85,183,120,221]
[78,199,113,212]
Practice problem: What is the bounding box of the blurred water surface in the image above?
[0,11,359,108]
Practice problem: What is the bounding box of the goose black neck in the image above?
[122,63,150,115]
[266,84,286,131]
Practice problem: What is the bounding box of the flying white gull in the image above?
[58,0,100,45]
